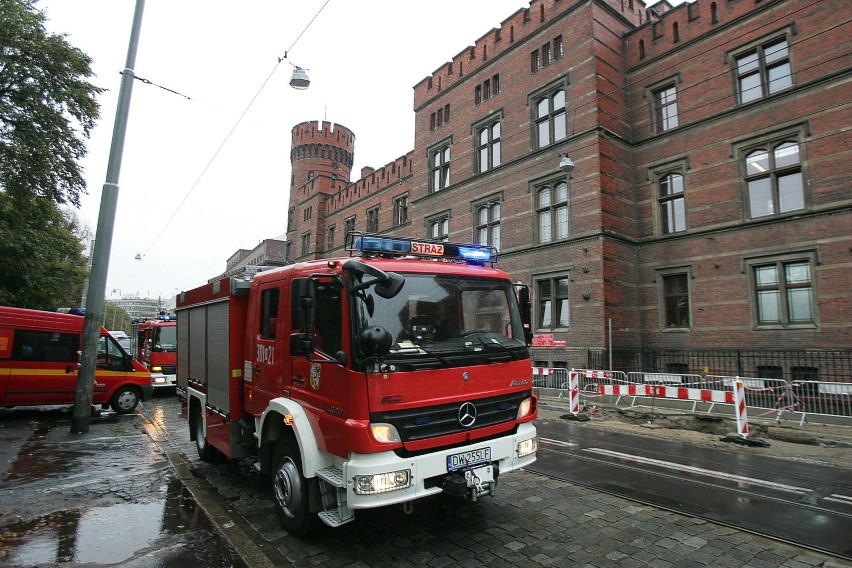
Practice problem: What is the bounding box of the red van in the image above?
[0,306,153,413]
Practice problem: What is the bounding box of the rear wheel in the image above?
[110,386,140,414]
[193,406,217,462]
[271,439,318,537]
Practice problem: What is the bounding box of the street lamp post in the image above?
[71,0,146,434]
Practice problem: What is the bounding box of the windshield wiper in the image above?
[474,335,521,361]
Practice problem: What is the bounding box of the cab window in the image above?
[97,335,127,371]
[12,331,78,362]
[260,288,280,340]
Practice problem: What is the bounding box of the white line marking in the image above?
[540,437,580,449]
[823,494,852,506]
[582,447,813,495]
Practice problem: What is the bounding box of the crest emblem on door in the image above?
[310,363,321,389]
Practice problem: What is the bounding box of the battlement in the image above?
[324,151,414,215]
[291,120,355,153]
[412,0,648,108]
[625,0,772,68]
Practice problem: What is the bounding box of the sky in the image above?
[38,0,683,303]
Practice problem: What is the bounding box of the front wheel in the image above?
[193,407,217,462]
[271,439,318,537]
[110,386,140,414]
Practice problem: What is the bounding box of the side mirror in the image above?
[291,278,316,330]
[357,326,393,358]
[517,284,534,346]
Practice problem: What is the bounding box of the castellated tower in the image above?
[286,121,355,260]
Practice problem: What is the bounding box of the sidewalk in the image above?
[0,405,246,567]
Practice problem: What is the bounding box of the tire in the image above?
[110,386,140,414]
[271,439,318,537]
[193,407,218,462]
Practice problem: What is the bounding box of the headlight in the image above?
[370,423,401,444]
[517,397,533,419]
[354,469,412,495]
[517,437,538,458]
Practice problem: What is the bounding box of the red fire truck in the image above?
[176,234,538,535]
[133,315,177,389]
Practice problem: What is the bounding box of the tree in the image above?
[0,0,103,207]
[0,190,89,308]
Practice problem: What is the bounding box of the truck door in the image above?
[249,284,286,406]
[7,329,80,406]
[290,279,350,456]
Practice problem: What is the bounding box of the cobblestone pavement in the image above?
[142,395,852,568]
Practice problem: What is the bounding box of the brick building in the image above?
[283,0,851,379]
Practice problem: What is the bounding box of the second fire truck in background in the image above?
[133,315,177,389]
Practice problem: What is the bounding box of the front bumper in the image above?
[151,372,177,389]
[342,422,537,510]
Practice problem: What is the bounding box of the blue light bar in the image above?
[355,236,411,254]
[351,233,497,265]
[458,246,494,262]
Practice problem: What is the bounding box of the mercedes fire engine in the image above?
[176,234,538,535]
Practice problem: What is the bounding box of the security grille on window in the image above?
[735,38,792,104]
[659,172,686,233]
[344,216,355,236]
[745,141,804,218]
[428,217,449,241]
[535,88,567,148]
[476,120,501,173]
[662,274,690,328]
[537,277,570,329]
[393,195,409,226]
[537,181,568,242]
[327,225,335,250]
[754,260,814,326]
[367,207,379,233]
[301,232,311,256]
[475,202,501,250]
[652,85,679,132]
[430,145,451,192]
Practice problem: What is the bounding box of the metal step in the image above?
[316,465,344,487]
[318,505,355,528]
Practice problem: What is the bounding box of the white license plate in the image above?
[447,447,491,471]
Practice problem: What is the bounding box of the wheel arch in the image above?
[259,398,330,478]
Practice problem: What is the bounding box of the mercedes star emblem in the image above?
[458,402,477,427]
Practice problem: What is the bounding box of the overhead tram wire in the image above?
[118,0,332,290]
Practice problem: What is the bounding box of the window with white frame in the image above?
[427,214,449,241]
[474,199,501,250]
[476,118,501,173]
[429,143,451,193]
[658,172,686,234]
[536,180,569,243]
[533,86,567,148]
[652,84,679,132]
[536,275,570,329]
[393,194,409,226]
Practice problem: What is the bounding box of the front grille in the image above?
[370,390,530,443]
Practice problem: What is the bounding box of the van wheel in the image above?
[111,386,140,414]
[193,407,218,462]
[271,439,318,537]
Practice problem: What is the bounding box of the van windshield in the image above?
[350,273,528,370]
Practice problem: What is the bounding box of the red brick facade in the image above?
[284,0,851,362]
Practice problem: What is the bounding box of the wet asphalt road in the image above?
[532,420,852,559]
[139,393,851,568]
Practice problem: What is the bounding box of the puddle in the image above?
[0,479,243,566]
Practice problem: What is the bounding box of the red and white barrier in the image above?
[568,371,580,415]
[598,384,655,397]
[652,386,735,404]
[733,378,749,438]
[532,367,554,376]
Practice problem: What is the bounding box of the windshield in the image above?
[153,326,177,352]
[350,272,527,369]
